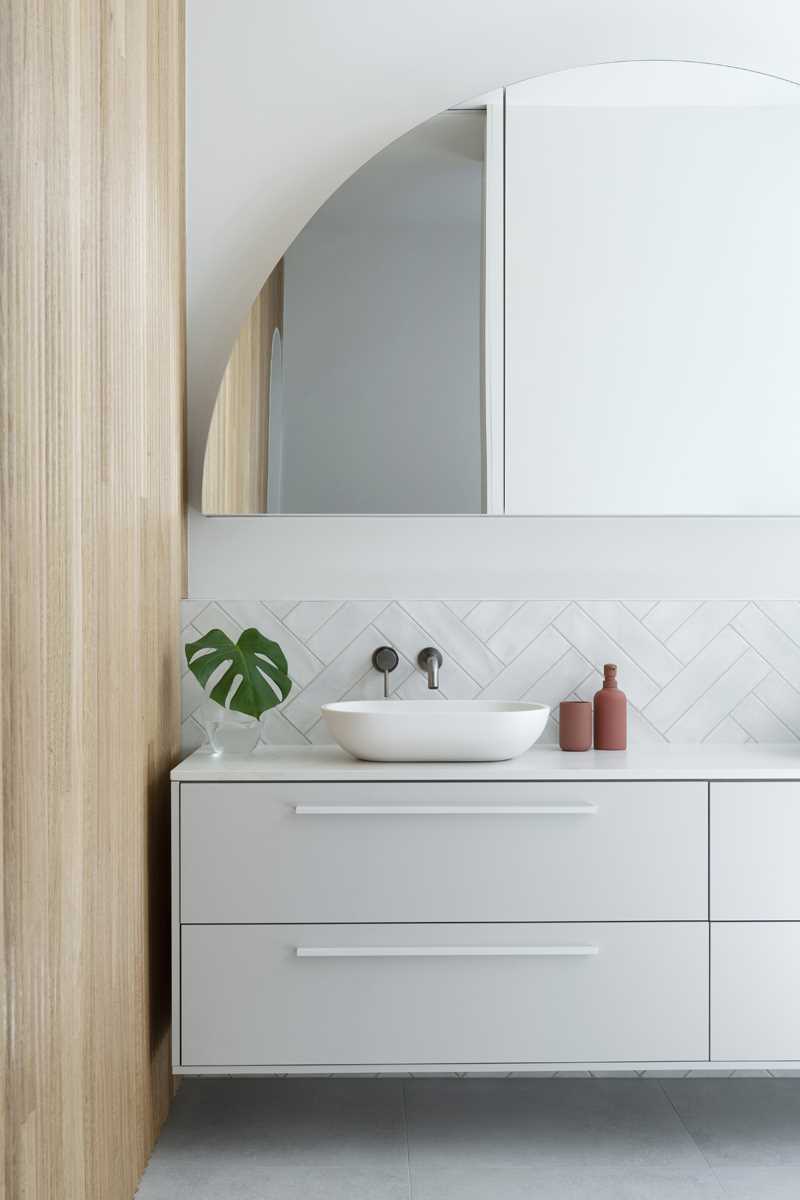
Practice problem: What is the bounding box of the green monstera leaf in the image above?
[185,627,292,719]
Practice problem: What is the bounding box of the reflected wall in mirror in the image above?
[202,62,800,516]
[203,103,499,514]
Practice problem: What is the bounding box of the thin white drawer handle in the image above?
[296,945,599,958]
[293,803,597,815]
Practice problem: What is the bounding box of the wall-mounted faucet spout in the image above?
[418,647,443,690]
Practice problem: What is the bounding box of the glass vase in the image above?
[198,698,261,756]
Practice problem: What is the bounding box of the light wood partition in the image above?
[1,2,185,1197]
[202,260,284,513]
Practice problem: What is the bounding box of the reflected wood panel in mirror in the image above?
[203,259,284,513]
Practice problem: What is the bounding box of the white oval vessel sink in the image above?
[321,700,550,762]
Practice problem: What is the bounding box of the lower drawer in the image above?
[711,923,800,1060]
[180,922,709,1067]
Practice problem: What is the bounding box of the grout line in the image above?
[445,599,480,620]
[729,715,753,741]
[575,600,686,675]
[472,598,527,644]
[734,693,799,742]
[401,1079,413,1199]
[752,600,800,654]
[663,602,746,664]
[631,706,670,745]
[748,692,800,740]
[702,709,746,745]
[643,599,703,641]
[662,608,749,673]
[287,600,347,641]
[486,600,569,663]
[311,601,393,652]
[517,643,574,695]
[566,604,665,691]
[304,614,386,668]
[533,616,595,672]
[752,680,800,737]
[272,599,301,623]
[624,599,660,621]
[731,607,800,696]
[657,1079,718,1171]
[378,605,487,690]
[394,601,507,674]
[747,655,800,708]
[659,644,757,735]
[277,705,316,740]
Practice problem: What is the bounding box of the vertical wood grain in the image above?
[202,260,284,513]
[1,2,185,1197]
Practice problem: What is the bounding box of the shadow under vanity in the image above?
[171,743,800,1075]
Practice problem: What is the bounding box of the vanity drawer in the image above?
[711,783,800,918]
[711,923,800,1060]
[180,781,707,922]
[181,922,709,1067]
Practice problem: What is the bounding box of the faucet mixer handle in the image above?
[372,646,399,698]
[418,647,443,690]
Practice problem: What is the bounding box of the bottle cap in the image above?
[603,663,618,686]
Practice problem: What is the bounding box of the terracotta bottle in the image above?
[593,663,627,750]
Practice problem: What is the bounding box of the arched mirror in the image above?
[202,62,800,516]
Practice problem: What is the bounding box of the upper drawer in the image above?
[180,780,707,923]
[711,782,800,919]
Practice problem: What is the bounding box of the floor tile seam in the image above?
[707,1161,736,1197]
[406,1163,728,1177]
[657,1079,718,1173]
[401,1079,414,1199]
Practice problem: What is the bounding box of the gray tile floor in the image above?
[136,1078,800,1199]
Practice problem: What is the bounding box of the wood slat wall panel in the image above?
[202,260,284,513]
[1,2,185,1197]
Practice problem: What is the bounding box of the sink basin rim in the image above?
[322,700,548,716]
[320,699,551,762]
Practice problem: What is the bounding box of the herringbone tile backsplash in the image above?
[180,599,800,754]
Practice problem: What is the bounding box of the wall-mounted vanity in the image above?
[179,54,800,1078]
[171,744,800,1075]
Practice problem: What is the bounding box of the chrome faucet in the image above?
[418,647,443,690]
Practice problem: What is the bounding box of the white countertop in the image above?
[171,742,800,782]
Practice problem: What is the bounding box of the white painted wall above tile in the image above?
[180,599,800,755]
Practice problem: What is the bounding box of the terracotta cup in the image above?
[559,700,592,752]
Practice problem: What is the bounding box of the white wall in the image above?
[187,1,800,598]
[188,515,800,599]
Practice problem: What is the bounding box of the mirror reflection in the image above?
[203,109,491,514]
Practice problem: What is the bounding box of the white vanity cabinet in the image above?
[710,782,800,1060]
[171,745,800,1074]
